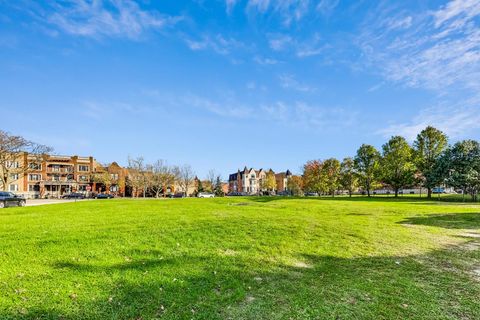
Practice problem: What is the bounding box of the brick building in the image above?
[0,153,129,198]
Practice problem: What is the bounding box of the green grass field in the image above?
[1,197,479,319]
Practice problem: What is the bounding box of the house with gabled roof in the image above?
[228,167,292,194]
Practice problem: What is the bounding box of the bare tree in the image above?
[206,169,219,193]
[127,156,148,198]
[149,160,175,198]
[0,130,52,191]
[176,164,195,197]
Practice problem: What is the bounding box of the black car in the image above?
[62,193,85,199]
[173,193,186,198]
[96,193,114,199]
[0,192,26,208]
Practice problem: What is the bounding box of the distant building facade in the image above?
[228,167,292,194]
[1,153,97,198]
[1,153,131,198]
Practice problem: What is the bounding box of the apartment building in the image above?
[2,153,98,198]
[228,167,292,194]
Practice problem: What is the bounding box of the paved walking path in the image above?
[26,199,89,207]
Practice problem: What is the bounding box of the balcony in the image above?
[46,167,74,173]
[42,178,77,185]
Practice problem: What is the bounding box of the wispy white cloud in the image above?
[142,89,353,131]
[182,95,254,119]
[360,1,480,92]
[184,34,245,55]
[44,0,182,39]
[82,101,152,120]
[268,34,293,51]
[247,0,311,26]
[247,0,271,14]
[253,55,281,65]
[262,101,357,130]
[268,33,326,57]
[433,0,480,29]
[316,0,339,16]
[360,0,480,138]
[367,82,384,93]
[378,106,480,141]
[278,74,316,92]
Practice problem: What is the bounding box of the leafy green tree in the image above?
[321,158,341,196]
[436,140,480,201]
[380,136,416,197]
[354,144,381,197]
[340,157,358,197]
[413,126,448,198]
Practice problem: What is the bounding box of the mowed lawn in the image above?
[1,197,479,319]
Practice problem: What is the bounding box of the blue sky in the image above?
[1,0,480,178]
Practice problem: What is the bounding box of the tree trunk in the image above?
[394,188,399,197]
[427,187,432,199]
[349,191,352,197]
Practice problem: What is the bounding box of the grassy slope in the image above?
[0,197,479,319]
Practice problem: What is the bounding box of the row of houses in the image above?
[3,151,297,198]
[228,167,293,194]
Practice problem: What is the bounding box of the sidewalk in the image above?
[26,199,89,207]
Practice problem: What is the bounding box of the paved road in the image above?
[26,199,89,207]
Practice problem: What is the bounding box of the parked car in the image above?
[198,192,215,198]
[276,190,291,196]
[227,191,250,196]
[61,193,85,199]
[0,192,26,208]
[173,193,186,198]
[304,192,319,197]
[96,193,114,199]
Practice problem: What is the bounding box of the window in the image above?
[110,173,119,180]
[10,173,19,180]
[6,161,19,169]
[110,185,119,192]
[78,165,89,172]
[29,162,42,170]
[28,174,41,181]
[78,175,88,182]
[9,184,18,192]
[29,184,40,192]
[67,174,74,181]
[52,175,60,181]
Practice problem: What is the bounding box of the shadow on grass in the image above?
[4,243,480,320]
[399,212,480,229]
